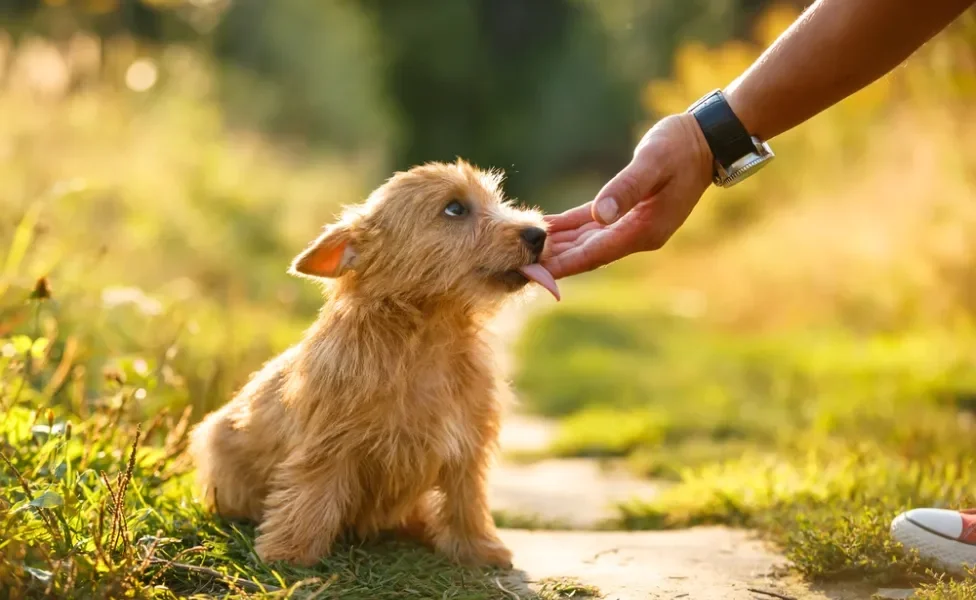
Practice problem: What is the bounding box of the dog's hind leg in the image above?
[188,411,266,522]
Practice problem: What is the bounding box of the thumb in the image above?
[591,154,667,226]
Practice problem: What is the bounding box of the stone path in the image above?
[491,415,666,529]
[498,529,874,600]
[489,414,874,599]
[486,295,878,599]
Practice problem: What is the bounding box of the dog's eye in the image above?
[443,200,468,218]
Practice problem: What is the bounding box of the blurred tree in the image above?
[580,0,804,89]
[0,0,192,41]
[358,0,639,205]
[0,0,394,156]
[212,0,395,154]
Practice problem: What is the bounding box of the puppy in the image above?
[187,160,559,568]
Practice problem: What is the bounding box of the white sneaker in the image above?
[890,508,976,575]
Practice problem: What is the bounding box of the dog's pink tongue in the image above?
[518,263,560,301]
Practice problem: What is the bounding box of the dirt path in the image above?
[486,296,877,600]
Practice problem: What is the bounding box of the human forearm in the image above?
[541,0,973,279]
[726,0,974,140]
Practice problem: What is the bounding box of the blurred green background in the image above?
[0,0,823,419]
[3,0,976,594]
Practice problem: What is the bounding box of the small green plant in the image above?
[913,569,976,600]
[536,577,600,598]
[491,511,573,531]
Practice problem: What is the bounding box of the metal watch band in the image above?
[688,90,757,172]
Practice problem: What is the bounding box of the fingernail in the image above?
[596,197,619,224]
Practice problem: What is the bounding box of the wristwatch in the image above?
[688,89,774,188]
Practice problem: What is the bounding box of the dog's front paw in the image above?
[254,534,324,567]
[440,535,514,569]
[474,539,514,569]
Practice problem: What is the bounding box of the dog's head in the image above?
[289,160,559,305]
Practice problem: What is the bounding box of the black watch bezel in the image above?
[688,90,758,174]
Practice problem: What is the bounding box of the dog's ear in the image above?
[289,224,358,279]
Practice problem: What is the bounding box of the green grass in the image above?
[514,270,976,592]
[491,511,573,532]
[615,449,974,580]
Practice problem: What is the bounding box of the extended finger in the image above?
[549,221,602,244]
[544,201,595,232]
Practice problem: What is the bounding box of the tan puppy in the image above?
[188,160,559,568]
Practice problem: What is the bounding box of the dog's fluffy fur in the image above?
[188,160,550,568]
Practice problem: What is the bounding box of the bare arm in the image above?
[542,0,974,279]
[727,0,974,140]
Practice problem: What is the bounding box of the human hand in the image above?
[541,113,715,279]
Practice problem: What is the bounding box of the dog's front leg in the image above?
[430,450,513,569]
[254,457,356,566]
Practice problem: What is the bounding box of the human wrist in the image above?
[677,112,715,184]
[687,88,776,187]
[723,78,764,140]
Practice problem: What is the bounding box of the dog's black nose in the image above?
[520,227,547,255]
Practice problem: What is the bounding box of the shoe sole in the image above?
[890,513,976,575]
